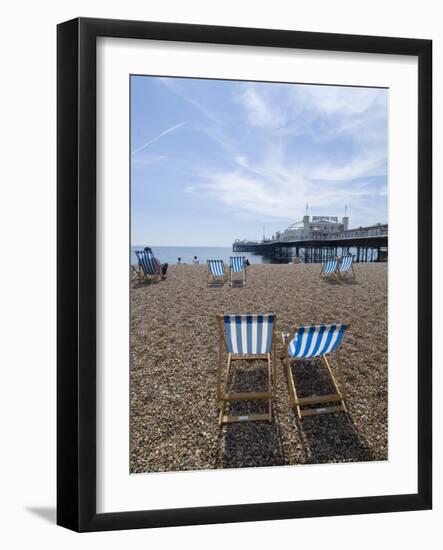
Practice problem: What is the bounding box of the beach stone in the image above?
[130,263,388,472]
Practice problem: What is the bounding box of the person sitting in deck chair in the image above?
[135,248,167,281]
[143,247,168,279]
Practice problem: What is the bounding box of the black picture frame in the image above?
[57,17,432,532]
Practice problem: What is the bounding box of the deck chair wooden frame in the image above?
[207,260,227,285]
[338,255,356,281]
[135,250,162,282]
[229,257,246,287]
[216,314,277,425]
[319,258,340,282]
[281,324,349,420]
[131,264,142,282]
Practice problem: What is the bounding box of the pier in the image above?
[233,224,388,263]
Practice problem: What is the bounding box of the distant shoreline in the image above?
[131,245,232,249]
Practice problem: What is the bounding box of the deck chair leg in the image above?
[220,353,233,424]
[272,340,277,394]
[217,352,232,425]
[218,400,225,425]
[286,357,302,420]
[215,343,224,406]
[284,356,293,403]
[223,354,232,397]
[283,356,293,402]
[334,351,348,410]
[217,349,224,425]
[267,354,272,421]
[322,354,348,412]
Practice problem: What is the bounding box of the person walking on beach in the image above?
[177,257,182,264]
[192,256,199,265]
[144,246,168,279]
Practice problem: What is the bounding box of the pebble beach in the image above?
[130,263,388,473]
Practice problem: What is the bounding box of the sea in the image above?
[131,246,270,266]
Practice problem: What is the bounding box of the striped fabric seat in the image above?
[323,258,338,274]
[230,256,245,273]
[288,324,346,359]
[217,313,277,424]
[136,250,158,276]
[207,259,225,277]
[223,314,275,354]
[339,255,353,272]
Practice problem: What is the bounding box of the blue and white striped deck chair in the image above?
[229,256,246,287]
[207,259,226,285]
[320,258,339,281]
[216,314,277,424]
[281,323,348,419]
[338,255,355,280]
[135,250,161,282]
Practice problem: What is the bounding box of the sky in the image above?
[131,76,388,247]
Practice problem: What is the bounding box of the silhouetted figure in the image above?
[144,247,168,278]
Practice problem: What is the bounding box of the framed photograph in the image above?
[57,17,432,532]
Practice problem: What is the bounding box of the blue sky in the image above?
[131,76,387,246]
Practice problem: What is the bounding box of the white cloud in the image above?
[193,83,388,225]
[201,172,292,218]
[195,141,385,223]
[308,150,387,181]
[199,169,373,221]
[236,83,387,144]
[159,78,220,123]
[132,154,167,166]
[238,86,286,129]
[297,85,384,116]
[235,155,248,167]
[143,81,387,227]
[159,79,241,156]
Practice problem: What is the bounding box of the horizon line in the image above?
[131,244,233,248]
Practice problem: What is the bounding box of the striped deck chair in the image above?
[216,314,277,424]
[320,258,339,281]
[338,255,355,280]
[207,259,226,285]
[282,323,348,419]
[229,256,246,287]
[135,250,162,282]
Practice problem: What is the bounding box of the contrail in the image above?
[131,121,186,155]
[160,78,219,124]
